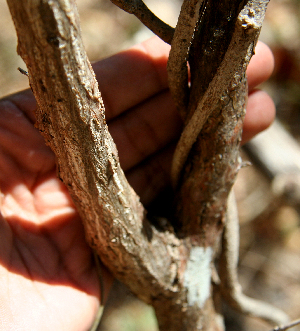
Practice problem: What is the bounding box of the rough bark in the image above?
[6,0,184,305]
[6,0,280,330]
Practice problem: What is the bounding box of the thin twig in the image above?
[270,319,300,331]
[219,191,290,326]
[110,0,174,44]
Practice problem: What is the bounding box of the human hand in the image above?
[0,37,274,330]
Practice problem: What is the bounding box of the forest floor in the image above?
[1,0,300,330]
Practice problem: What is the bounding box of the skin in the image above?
[0,37,274,331]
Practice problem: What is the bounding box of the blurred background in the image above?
[1,0,300,330]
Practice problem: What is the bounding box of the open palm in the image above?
[0,37,274,331]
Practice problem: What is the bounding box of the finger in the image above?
[93,37,170,121]
[242,89,276,144]
[2,89,37,124]
[247,41,274,91]
[0,98,54,175]
[108,90,182,171]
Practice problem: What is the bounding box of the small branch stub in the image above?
[17,67,29,76]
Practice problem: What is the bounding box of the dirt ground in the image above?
[1,1,300,330]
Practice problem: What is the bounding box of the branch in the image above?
[110,0,174,44]
[169,0,266,240]
[171,0,267,187]
[7,0,181,305]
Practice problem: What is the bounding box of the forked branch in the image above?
[6,0,290,330]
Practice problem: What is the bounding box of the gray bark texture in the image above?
[6,0,280,330]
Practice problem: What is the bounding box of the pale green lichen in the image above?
[184,246,213,307]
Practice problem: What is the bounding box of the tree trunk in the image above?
[6,0,273,330]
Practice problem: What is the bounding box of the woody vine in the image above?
[6,0,290,330]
